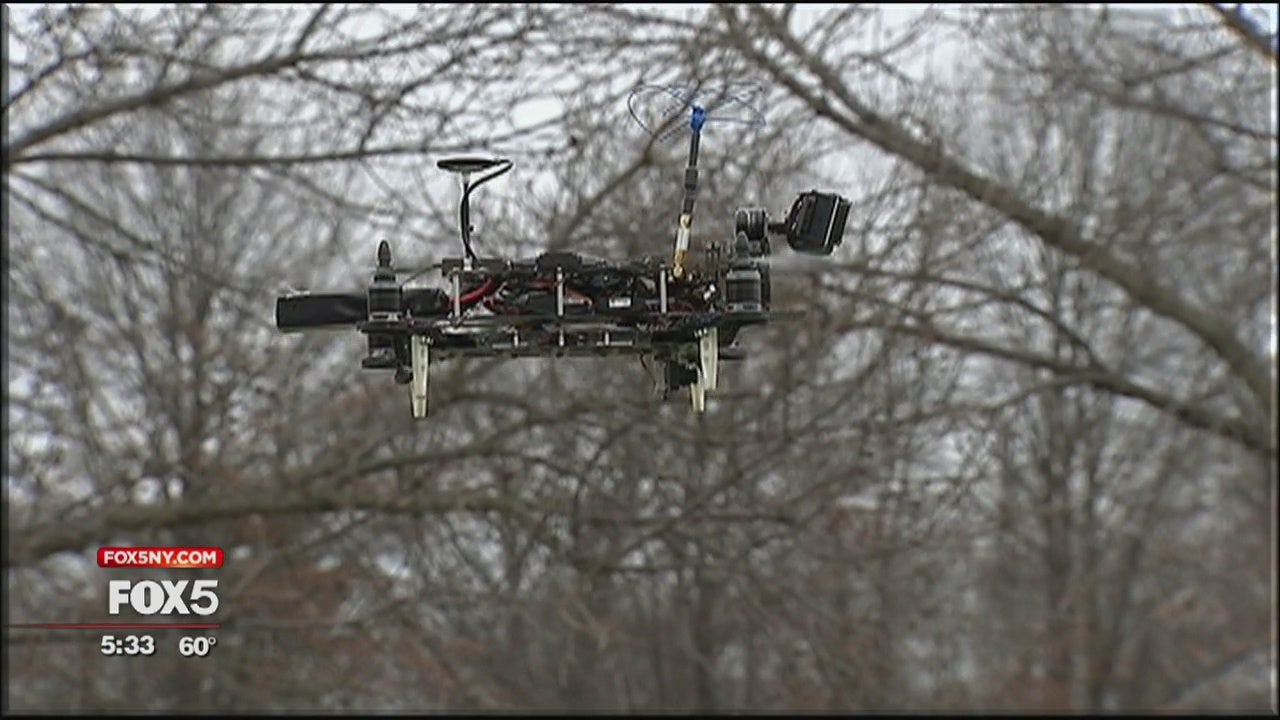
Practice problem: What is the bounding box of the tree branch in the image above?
[4,49,323,165]
[718,4,1274,423]
[873,314,1274,456]
[1205,3,1278,64]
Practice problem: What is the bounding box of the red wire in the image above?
[458,278,498,306]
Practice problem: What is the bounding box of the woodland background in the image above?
[4,3,1277,712]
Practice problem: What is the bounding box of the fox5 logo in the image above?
[107,580,219,616]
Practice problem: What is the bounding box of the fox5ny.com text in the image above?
[98,546,224,619]
[97,546,224,570]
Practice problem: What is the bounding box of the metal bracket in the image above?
[411,335,430,419]
[699,327,718,393]
[659,267,668,314]
[450,272,461,320]
[555,266,565,317]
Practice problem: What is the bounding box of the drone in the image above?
[275,85,850,418]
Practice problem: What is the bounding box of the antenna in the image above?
[436,156,513,266]
[626,83,766,278]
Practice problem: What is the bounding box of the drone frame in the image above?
[351,249,787,418]
[275,84,848,419]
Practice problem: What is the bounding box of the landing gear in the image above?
[410,335,429,419]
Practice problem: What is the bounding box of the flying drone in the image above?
[275,84,850,418]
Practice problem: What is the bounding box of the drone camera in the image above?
[780,191,849,255]
[736,191,849,257]
[664,358,699,394]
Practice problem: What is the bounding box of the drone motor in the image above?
[364,240,402,369]
[724,262,764,313]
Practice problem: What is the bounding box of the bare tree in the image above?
[553,2,1276,711]
[701,4,1274,457]
[5,2,1274,714]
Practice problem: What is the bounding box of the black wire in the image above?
[459,159,513,262]
[460,187,476,262]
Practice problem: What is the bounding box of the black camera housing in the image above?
[778,190,849,255]
[735,190,849,258]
